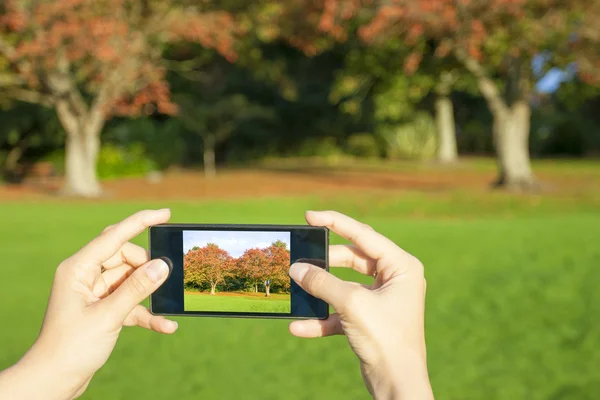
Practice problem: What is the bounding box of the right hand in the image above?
[288,211,434,400]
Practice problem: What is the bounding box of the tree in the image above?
[175,92,274,178]
[0,0,238,196]
[237,248,268,293]
[316,0,600,189]
[184,243,234,295]
[263,240,291,295]
[269,2,462,163]
[238,241,290,297]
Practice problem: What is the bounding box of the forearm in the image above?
[0,347,80,400]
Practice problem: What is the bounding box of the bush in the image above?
[105,118,186,170]
[295,137,344,160]
[43,143,157,180]
[97,143,156,179]
[381,112,437,159]
[345,133,381,158]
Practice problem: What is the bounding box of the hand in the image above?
[0,209,177,400]
[288,211,433,400]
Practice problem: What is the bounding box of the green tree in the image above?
[174,93,274,178]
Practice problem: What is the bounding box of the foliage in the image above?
[43,143,157,179]
[104,118,186,171]
[184,244,234,292]
[345,133,380,158]
[96,143,157,179]
[237,242,290,295]
[0,102,63,177]
[175,92,275,147]
[293,136,344,160]
[185,241,290,295]
[0,0,244,195]
[0,0,240,116]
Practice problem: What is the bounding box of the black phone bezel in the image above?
[149,223,329,320]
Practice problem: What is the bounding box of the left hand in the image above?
[1,209,177,400]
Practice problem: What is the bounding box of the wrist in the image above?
[366,350,433,400]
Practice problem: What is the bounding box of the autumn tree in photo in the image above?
[236,247,268,293]
[0,0,239,196]
[238,241,290,297]
[184,244,234,295]
[262,240,291,295]
[314,0,600,189]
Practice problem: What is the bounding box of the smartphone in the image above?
[149,224,329,319]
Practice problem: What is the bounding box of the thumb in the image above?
[104,258,170,323]
[289,262,352,313]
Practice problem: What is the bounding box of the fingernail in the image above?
[168,320,178,330]
[289,263,310,282]
[158,208,170,213]
[146,259,169,282]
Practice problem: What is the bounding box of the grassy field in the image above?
[1,159,599,399]
[185,292,291,313]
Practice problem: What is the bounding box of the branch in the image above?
[6,88,55,107]
[454,48,507,116]
[0,73,23,87]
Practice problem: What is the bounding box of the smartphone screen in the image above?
[149,224,329,319]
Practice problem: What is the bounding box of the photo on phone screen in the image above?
[183,230,292,314]
[149,224,329,319]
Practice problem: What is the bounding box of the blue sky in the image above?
[533,53,576,93]
[183,230,291,258]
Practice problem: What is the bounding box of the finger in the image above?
[306,211,403,261]
[124,305,178,334]
[103,258,170,322]
[75,209,170,264]
[329,244,377,276]
[92,264,136,298]
[289,262,357,312]
[289,313,343,338]
[307,211,418,277]
[102,242,149,270]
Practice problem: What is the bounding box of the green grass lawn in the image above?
[185,292,291,313]
[1,177,600,399]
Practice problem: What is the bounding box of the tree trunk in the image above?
[202,134,216,179]
[56,101,104,197]
[62,132,102,197]
[435,94,458,163]
[210,283,216,295]
[4,144,25,172]
[493,101,536,190]
[265,284,270,297]
[254,283,258,293]
[456,51,537,191]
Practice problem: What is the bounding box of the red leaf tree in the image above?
[236,247,267,294]
[0,0,239,196]
[238,240,290,297]
[311,0,600,190]
[184,244,234,295]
